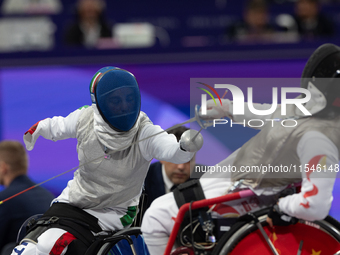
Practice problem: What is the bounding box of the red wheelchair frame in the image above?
[164,189,254,255]
[163,188,340,255]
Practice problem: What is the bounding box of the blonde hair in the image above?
[0,141,28,175]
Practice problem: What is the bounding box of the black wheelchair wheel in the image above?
[212,208,340,255]
[96,227,148,255]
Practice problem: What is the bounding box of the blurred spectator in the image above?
[226,0,278,44]
[63,0,113,48]
[0,141,54,254]
[293,0,335,40]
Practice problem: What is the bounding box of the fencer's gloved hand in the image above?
[267,204,298,226]
[23,120,43,151]
[179,129,203,152]
[199,98,232,120]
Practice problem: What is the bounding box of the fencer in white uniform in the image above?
[11,67,202,255]
[141,43,340,255]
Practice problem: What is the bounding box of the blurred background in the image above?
[0,0,340,220]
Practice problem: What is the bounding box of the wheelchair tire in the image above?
[212,208,340,255]
[96,242,116,255]
[95,227,150,255]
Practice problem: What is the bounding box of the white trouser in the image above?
[11,229,69,255]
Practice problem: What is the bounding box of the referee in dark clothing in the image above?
[0,141,54,254]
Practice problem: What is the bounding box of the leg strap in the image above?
[173,180,212,245]
[173,179,208,218]
[22,203,107,254]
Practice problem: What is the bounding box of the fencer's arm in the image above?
[23,107,85,151]
[139,124,195,163]
[278,131,338,221]
[201,98,275,128]
[233,102,276,123]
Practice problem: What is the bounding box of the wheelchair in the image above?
[12,214,149,255]
[95,227,149,255]
[165,188,340,255]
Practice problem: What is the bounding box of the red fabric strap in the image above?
[49,232,76,255]
[25,121,41,135]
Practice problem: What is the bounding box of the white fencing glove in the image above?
[199,98,232,120]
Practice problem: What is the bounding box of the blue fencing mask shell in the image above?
[90,67,141,132]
